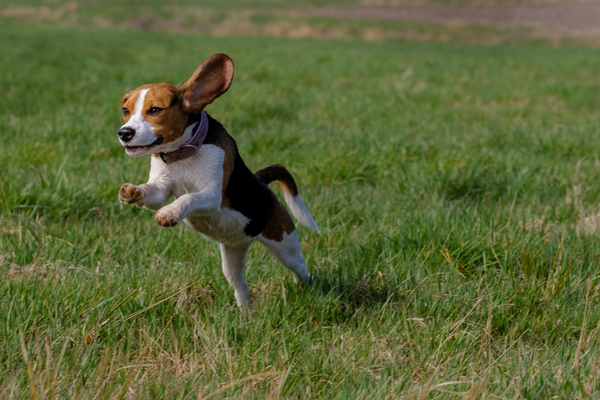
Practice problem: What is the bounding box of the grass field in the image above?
[2,18,600,398]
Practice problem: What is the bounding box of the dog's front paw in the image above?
[155,206,180,227]
[119,183,146,206]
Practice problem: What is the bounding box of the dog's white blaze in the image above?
[281,188,320,233]
[120,88,156,148]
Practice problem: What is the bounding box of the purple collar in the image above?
[156,110,208,164]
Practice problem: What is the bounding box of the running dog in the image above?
[117,54,319,309]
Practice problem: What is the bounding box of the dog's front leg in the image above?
[119,182,171,211]
[154,188,221,227]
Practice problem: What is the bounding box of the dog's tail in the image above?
[255,164,319,233]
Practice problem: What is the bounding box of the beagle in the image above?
[117,54,319,309]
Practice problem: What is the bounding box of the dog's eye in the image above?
[122,107,130,117]
[148,107,162,116]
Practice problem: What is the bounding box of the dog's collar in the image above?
[156,110,208,164]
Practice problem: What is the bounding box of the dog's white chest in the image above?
[149,144,251,243]
[152,144,223,196]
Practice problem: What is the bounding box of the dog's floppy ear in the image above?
[179,54,234,113]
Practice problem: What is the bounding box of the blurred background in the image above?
[3,0,600,46]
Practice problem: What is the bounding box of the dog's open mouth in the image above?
[125,137,164,153]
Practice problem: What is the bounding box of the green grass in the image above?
[2,23,600,398]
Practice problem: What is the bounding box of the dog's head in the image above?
[118,53,234,157]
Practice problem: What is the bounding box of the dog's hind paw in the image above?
[119,183,145,205]
[155,206,180,227]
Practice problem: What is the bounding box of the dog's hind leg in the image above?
[259,231,311,285]
[220,241,253,309]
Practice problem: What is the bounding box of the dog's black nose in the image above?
[118,127,135,142]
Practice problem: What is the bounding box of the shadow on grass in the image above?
[292,262,395,325]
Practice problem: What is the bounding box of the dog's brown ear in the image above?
[179,54,234,113]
